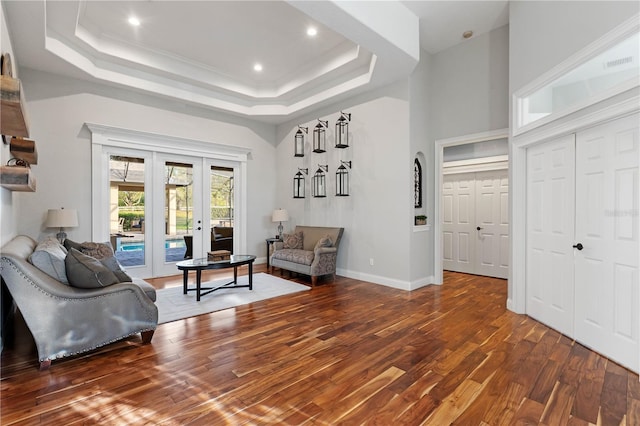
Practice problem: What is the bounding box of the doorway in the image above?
[434,129,510,284]
[442,169,509,279]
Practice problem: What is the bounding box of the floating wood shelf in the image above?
[9,137,37,165]
[0,166,36,192]
[0,74,30,138]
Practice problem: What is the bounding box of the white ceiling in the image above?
[3,0,509,124]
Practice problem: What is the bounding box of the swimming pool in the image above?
[120,239,186,251]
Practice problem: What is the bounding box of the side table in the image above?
[265,237,282,268]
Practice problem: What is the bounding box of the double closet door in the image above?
[442,169,509,279]
[526,113,639,373]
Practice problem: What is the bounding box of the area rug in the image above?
[156,273,309,324]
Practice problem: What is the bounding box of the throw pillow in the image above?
[65,248,119,289]
[65,239,132,282]
[283,232,304,249]
[28,237,69,283]
[100,256,132,282]
[63,238,82,252]
[78,241,114,259]
[314,235,333,251]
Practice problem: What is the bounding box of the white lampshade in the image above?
[46,209,79,228]
[272,209,289,223]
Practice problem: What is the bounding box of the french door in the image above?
[152,154,206,277]
[101,149,237,278]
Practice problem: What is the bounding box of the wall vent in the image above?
[604,56,634,69]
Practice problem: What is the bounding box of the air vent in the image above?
[604,56,633,69]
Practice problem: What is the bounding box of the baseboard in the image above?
[409,275,435,290]
[336,269,436,291]
[507,298,514,312]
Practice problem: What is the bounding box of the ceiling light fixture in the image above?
[253,63,263,72]
[307,27,318,37]
[128,16,141,27]
[463,30,473,39]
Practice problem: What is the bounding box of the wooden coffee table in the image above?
[176,255,256,301]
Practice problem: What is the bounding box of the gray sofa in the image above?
[270,226,344,286]
[0,236,158,369]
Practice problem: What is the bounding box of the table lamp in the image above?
[271,208,289,239]
[46,208,78,243]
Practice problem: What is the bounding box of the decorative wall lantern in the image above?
[293,168,308,199]
[336,161,352,196]
[335,111,351,148]
[313,119,328,153]
[312,164,328,198]
[294,126,307,157]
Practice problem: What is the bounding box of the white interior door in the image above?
[574,113,639,372]
[442,174,476,274]
[526,134,576,337]
[443,170,509,278]
[475,170,509,279]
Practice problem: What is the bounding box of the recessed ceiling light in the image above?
[128,16,141,27]
[253,63,263,72]
[463,30,473,39]
[307,27,318,37]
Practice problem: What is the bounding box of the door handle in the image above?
[476,226,482,231]
[573,243,583,250]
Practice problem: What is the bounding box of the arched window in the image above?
[414,158,422,208]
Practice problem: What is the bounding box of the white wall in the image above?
[409,49,433,287]
[509,1,640,94]
[275,81,413,289]
[15,68,278,260]
[0,2,19,245]
[430,25,510,141]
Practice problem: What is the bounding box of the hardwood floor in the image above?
[1,268,639,425]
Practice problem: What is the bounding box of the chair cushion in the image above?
[283,232,304,249]
[271,249,314,266]
[65,249,119,289]
[28,238,69,283]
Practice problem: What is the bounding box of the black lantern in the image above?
[293,168,308,199]
[335,111,351,148]
[313,164,328,198]
[313,119,328,153]
[294,126,307,157]
[336,161,351,196]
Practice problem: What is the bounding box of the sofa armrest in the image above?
[314,246,337,255]
[310,247,338,276]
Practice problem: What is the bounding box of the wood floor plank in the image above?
[513,397,545,425]
[540,382,576,425]
[1,268,638,425]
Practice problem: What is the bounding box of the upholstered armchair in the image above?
[0,236,158,369]
[270,226,344,286]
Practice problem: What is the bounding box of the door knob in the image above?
[196,227,202,231]
[573,243,583,250]
[476,226,482,231]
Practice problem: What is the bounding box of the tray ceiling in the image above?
[3,0,509,123]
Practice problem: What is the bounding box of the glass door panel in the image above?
[164,162,193,263]
[109,155,147,268]
[210,166,235,255]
